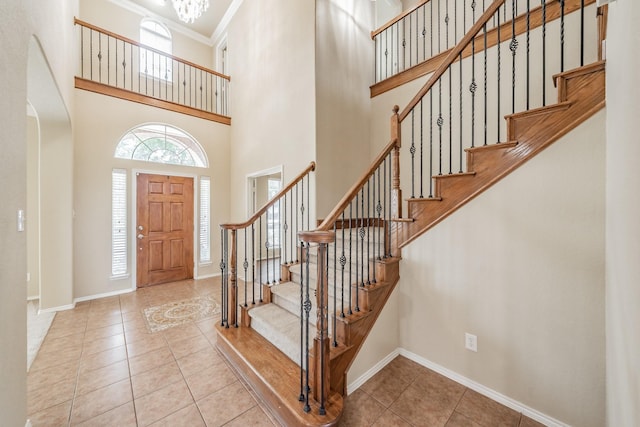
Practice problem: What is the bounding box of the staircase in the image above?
[216,0,607,425]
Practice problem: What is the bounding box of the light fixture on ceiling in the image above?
[171,0,209,24]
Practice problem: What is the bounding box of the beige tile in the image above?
[134,379,195,426]
[76,359,130,396]
[370,409,413,427]
[195,318,218,343]
[29,348,83,372]
[74,401,137,427]
[360,364,411,407]
[126,332,168,358]
[82,333,125,356]
[122,310,145,323]
[79,345,127,373]
[123,316,149,332]
[168,332,212,360]
[83,323,124,343]
[445,411,484,427]
[28,359,78,392]
[148,404,206,427]
[131,360,183,398]
[184,361,238,401]
[389,380,463,427]
[85,315,123,332]
[162,323,203,346]
[27,399,72,427]
[46,323,87,340]
[38,332,85,356]
[124,325,156,344]
[70,379,132,424]
[519,415,546,427]
[384,356,425,384]
[176,347,223,378]
[28,376,77,415]
[455,390,520,427]
[339,389,386,427]
[196,381,256,427]
[128,346,175,376]
[224,405,275,427]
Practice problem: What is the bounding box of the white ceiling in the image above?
[126,0,234,40]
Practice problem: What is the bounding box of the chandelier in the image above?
[171,0,210,24]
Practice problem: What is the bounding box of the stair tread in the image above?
[216,324,343,426]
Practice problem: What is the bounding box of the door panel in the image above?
[137,173,194,287]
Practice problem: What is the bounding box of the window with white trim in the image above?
[115,123,208,168]
[199,176,211,264]
[140,19,172,80]
[111,169,128,278]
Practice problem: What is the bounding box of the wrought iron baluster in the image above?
[438,78,443,175]
[402,18,406,71]
[420,99,424,198]
[376,168,382,261]
[340,211,346,317]
[259,216,263,294]
[542,0,547,106]
[299,240,305,403]
[367,180,371,285]
[526,0,530,109]
[497,7,501,142]
[383,158,388,256]
[411,110,416,198]
[348,202,353,314]
[360,188,365,288]
[387,153,392,257]
[220,228,226,326]
[511,0,518,114]
[580,0,584,66]
[98,33,102,83]
[429,90,434,197]
[355,194,360,310]
[484,21,488,145]
[560,0,565,73]
[252,224,256,304]
[243,229,248,307]
[295,183,299,262]
[470,1,477,148]
[459,53,463,173]
[333,222,338,347]
[303,242,311,413]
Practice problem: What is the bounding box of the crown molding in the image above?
[210,0,244,44]
[109,0,214,46]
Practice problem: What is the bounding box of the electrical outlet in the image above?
[465,333,478,352]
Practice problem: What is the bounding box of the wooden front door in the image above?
[136,173,194,287]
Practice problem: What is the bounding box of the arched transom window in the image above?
[115,123,208,167]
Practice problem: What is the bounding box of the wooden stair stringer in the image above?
[216,324,344,427]
[396,61,605,248]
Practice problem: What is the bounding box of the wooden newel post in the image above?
[391,105,402,219]
[299,230,335,414]
[229,229,237,327]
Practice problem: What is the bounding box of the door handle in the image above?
[137,234,144,240]
[138,225,144,231]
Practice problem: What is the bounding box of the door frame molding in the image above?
[245,164,283,218]
[130,168,199,291]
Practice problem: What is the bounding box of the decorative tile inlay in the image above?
[143,295,219,333]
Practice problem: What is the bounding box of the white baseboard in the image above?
[27,295,39,301]
[38,303,75,313]
[346,348,400,395]
[398,348,569,427]
[195,272,220,280]
[74,287,134,304]
[25,419,32,427]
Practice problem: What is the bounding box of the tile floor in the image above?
[28,277,545,427]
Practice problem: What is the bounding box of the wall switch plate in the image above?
[465,333,478,352]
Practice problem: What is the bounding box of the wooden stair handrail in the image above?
[221,161,316,230]
[316,138,399,232]
[371,0,432,38]
[398,0,506,122]
[74,17,231,81]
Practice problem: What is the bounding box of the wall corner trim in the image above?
[346,348,400,394]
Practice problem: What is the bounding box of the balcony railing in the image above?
[74,18,231,124]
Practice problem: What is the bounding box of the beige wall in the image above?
[605,2,640,426]
[398,111,606,426]
[73,89,230,299]
[0,0,78,423]
[225,0,317,225]
[315,0,375,217]
[27,115,40,299]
